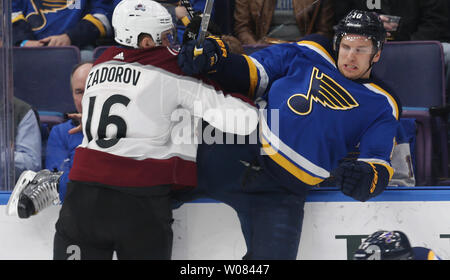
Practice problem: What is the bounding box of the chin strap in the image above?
[360,51,378,78]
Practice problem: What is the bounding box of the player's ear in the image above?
[371,49,382,63]
[138,34,155,49]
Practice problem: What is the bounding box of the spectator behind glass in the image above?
[13,97,42,182]
[234,0,334,45]
[45,62,93,202]
[12,0,114,61]
[439,2,450,103]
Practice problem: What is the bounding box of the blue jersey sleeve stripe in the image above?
[365,83,400,120]
[92,13,112,37]
[83,14,106,37]
[11,12,25,23]
[297,40,336,67]
[249,56,270,98]
[242,54,258,99]
[260,136,326,186]
[259,111,330,180]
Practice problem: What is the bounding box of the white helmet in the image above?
[112,0,174,48]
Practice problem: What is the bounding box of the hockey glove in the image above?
[182,14,223,44]
[178,36,229,75]
[334,160,390,202]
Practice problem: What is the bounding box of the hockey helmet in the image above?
[333,10,386,54]
[112,0,175,48]
[353,230,414,260]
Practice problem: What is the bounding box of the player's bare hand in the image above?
[67,113,82,134]
[379,15,398,38]
[175,6,188,20]
[40,34,71,47]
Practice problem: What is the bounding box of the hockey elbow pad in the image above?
[178,36,229,75]
[335,160,390,202]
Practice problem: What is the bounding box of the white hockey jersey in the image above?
[69,46,258,189]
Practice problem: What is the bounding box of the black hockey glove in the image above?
[334,160,390,202]
[182,14,222,44]
[178,35,229,75]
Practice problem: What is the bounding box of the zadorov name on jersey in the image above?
[86,66,142,89]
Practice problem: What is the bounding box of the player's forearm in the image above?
[207,53,256,98]
[178,38,259,99]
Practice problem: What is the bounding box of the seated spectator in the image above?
[13,97,41,182]
[45,62,92,202]
[440,2,450,103]
[12,0,114,61]
[234,0,334,45]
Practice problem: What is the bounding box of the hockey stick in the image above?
[180,0,195,19]
[193,0,214,57]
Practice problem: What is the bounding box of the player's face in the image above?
[138,28,176,49]
[71,63,93,113]
[337,34,381,80]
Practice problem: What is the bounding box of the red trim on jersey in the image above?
[95,46,185,75]
[69,147,197,188]
[93,46,244,95]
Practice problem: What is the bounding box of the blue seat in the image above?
[13,46,81,116]
[93,46,110,61]
[13,47,80,168]
[372,41,448,185]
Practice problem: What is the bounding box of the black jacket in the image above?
[332,0,450,42]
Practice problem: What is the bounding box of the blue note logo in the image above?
[27,0,81,31]
[287,67,359,116]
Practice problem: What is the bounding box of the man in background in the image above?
[45,62,92,202]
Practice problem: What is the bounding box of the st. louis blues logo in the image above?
[26,0,79,31]
[288,67,359,115]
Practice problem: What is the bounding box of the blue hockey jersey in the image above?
[246,35,400,186]
[12,0,113,47]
